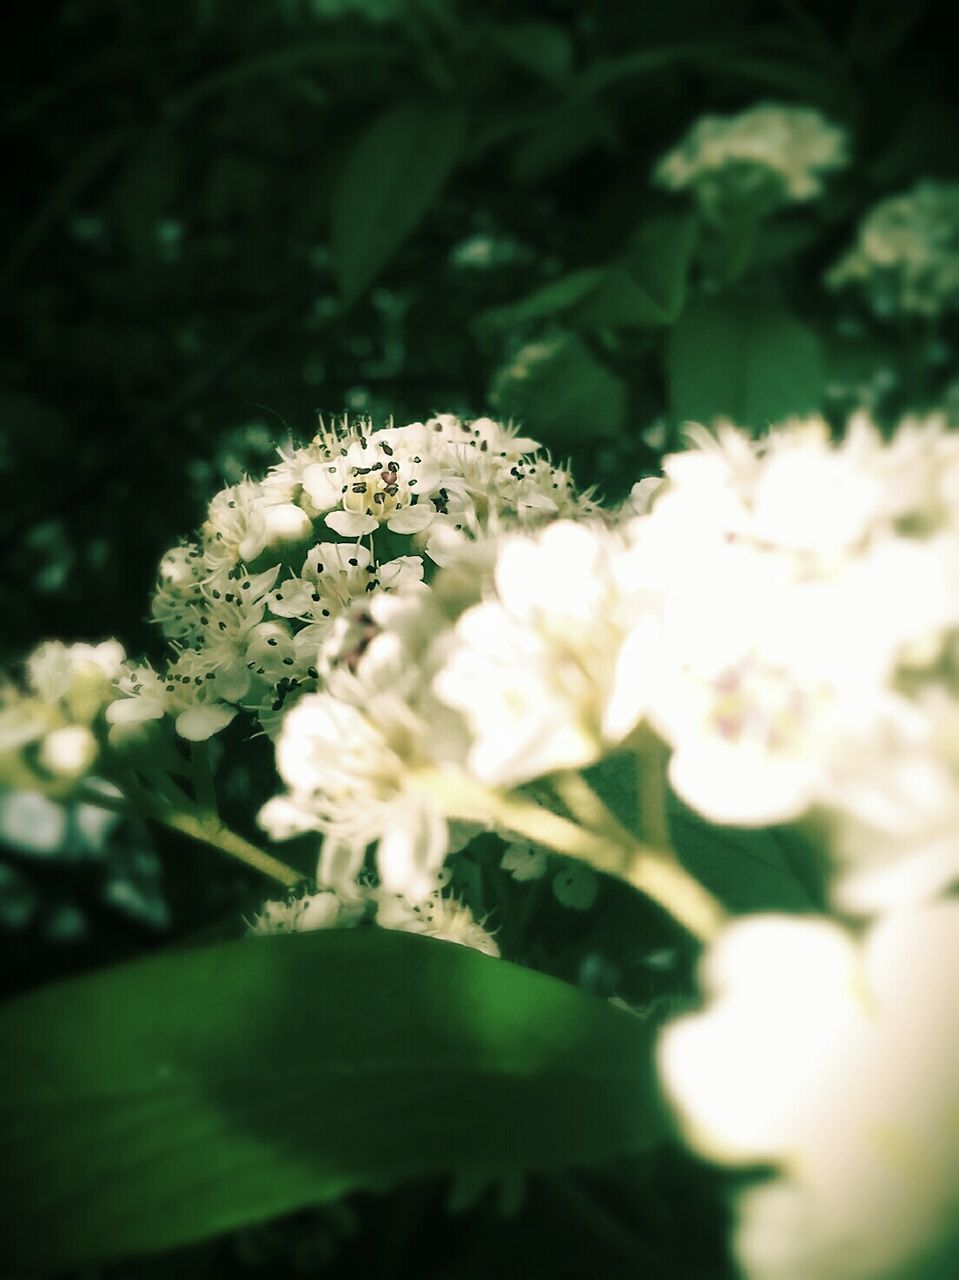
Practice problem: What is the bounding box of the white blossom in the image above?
[641,415,959,882]
[658,905,959,1280]
[828,180,959,318]
[260,688,460,902]
[654,102,848,219]
[433,520,662,787]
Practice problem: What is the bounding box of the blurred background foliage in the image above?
[0,1,956,1274]
[3,0,955,669]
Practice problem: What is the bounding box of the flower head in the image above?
[654,102,848,220]
[658,905,959,1279]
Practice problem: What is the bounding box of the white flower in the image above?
[654,102,848,218]
[658,905,959,1280]
[26,639,125,721]
[821,686,959,914]
[261,690,459,902]
[302,422,445,537]
[37,725,98,778]
[202,479,270,568]
[828,180,959,318]
[248,886,366,936]
[434,521,662,787]
[641,414,959,840]
[372,870,500,957]
[106,658,236,743]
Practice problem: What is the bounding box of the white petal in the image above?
[387,503,435,534]
[175,702,236,741]
[325,509,378,537]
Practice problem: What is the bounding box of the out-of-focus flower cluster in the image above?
[1,641,125,782]
[654,102,848,221]
[827,180,959,319]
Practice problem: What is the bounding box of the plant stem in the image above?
[635,731,672,851]
[161,808,303,887]
[106,769,304,888]
[424,770,726,944]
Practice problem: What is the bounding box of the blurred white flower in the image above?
[658,905,959,1280]
[37,725,98,778]
[260,688,461,902]
[654,102,848,220]
[434,521,662,787]
[828,180,959,318]
[641,415,959,885]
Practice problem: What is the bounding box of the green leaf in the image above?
[475,267,608,335]
[489,330,627,444]
[477,215,697,337]
[508,101,612,186]
[667,790,825,914]
[618,212,699,325]
[665,298,825,429]
[0,930,663,1268]
[490,21,573,82]
[331,102,466,305]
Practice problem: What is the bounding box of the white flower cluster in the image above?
[104,414,594,746]
[263,411,959,916]
[1,640,125,781]
[654,101,848,220]
[249,867,499,958]
[827,179,959,319]
[256,410,959,1278]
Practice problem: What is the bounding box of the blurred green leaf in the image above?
[0,929,664,1268]
[331,102,466,305]
[476,268,608,334]
[490,330,627,444]
[599,212,699,327]
[665,298,825,428]
[667,790,825,914]
[489,21,573,82]
[478,214,696,336]
[508,101,613,185]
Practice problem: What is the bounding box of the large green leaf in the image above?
[330,102,466,305]
[0,929,663,1268]
[665,297,825,429]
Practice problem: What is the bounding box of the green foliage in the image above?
[0,929,665,1268]
[331,102,467,305]
[667,791,826,914]
[489,331,627,443]
[666,298,826,429]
